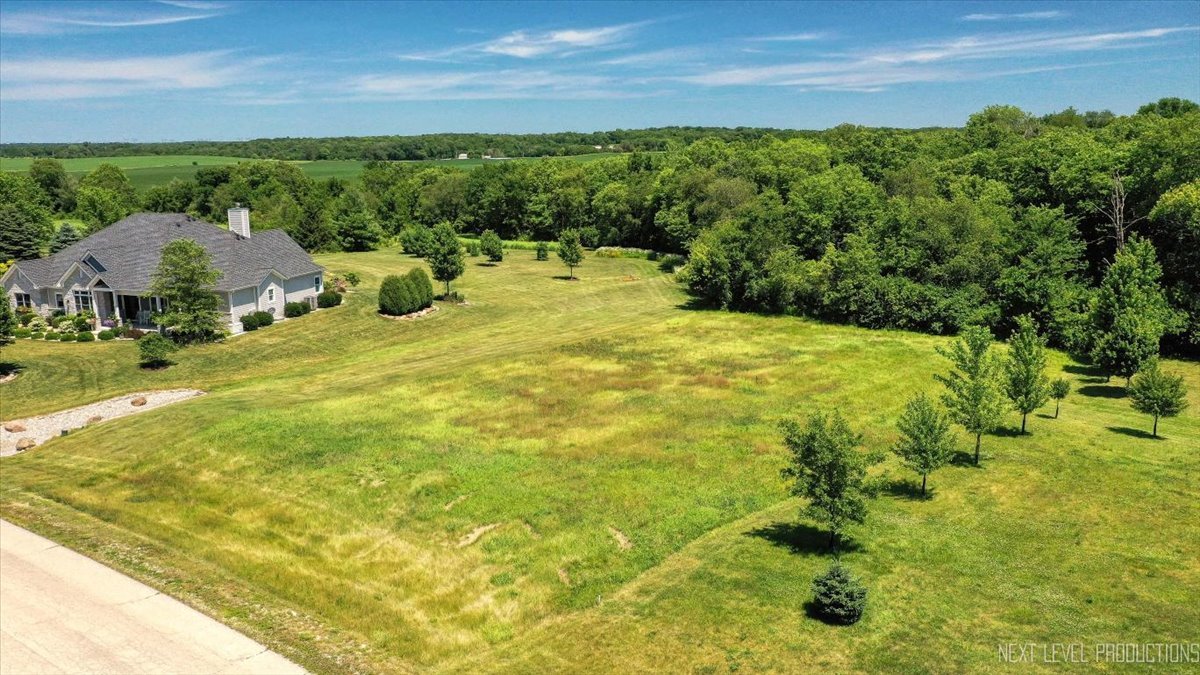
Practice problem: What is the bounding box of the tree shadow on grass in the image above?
[1063,363,1106,378]
[1107,426,1164,441]
[881,477,933,502]
[992,426,1025,438]
[1079,385,1126,399]
[745,521,862,556]
[0,362,23,378]
[1036,413,1056,420]
[950,451,983,468]
[552,275,580,281]
[476,262,498,267]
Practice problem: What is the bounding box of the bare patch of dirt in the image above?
[457,523,500,548]
[607,526,633,551]
[557,568,571,587]
[443,495,469,511]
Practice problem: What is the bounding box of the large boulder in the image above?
[16,438,36,451]
[4,423,26,433]
[131,397,147,407]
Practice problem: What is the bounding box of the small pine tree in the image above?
[892,393,955,496]
[1003,315,1050,434]
[427,222,465,295]
[811,562,867,625]
[480,229,503,263]
[1050,378,1070,418]
[0,206,46,261]
[1089,236,1176,384]
[558,229,584,278]
[937,326,1006,465]
[0,298,16,350]
[50,222,82,254]
[536,240,549,261]
[781,411,869,549]
[1128,359,1189,438]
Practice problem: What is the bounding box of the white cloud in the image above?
[1,4,224,35]
[343,69,650,101]
[399,22,644,62]
[746,32,829,42]
[962,11,1067,22]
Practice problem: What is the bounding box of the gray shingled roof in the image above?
[11,213,322,293]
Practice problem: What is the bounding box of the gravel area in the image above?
[1,389,204,457]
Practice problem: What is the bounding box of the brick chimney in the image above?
[227,206,250,238]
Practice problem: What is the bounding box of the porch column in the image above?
[112,292,122,323]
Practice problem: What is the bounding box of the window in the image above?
[73,290,92,312]
[14,293,32,308]
[83,254,107,273]
[55,293,65,309]
[314,276,321,292]
[267,288,276,302]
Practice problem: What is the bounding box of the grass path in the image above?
[2,248,1197,673]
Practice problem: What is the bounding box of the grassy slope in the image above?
[1,250,1197,673]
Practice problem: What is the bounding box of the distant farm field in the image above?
[0,152,635,192]
[2,251,1197,673]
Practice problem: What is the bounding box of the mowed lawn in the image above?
[1,250,1197,673]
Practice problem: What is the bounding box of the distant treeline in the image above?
[0,127,833,161]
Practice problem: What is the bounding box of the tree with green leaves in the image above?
[1089,236,1176,384]
[331,190,383,252]
[28,158,75,212]
[1004,315,1051,433]
[892,393,956,496]
[0,205,46,260]
[937,326,1006,465]
[1050,378,1070,419]
[427,222,465,295]
[75,186,130,233]
[79,163,138,211]
[137,332,178,369]
[780,411,869,549]
[0,297,16,350]
[535,240,549,261]
[480,229,503,263]
[1128,358,1189,438]
[49,222,82,254]
[557,228,584,279]
[148,239,223,344]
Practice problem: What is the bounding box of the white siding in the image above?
[228,287,257,333]
[257,275,285,318]
[283,273,321,305]
[4,269,58,315]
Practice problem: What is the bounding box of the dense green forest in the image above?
[2,99,1197,362]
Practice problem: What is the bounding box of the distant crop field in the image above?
[0,152,635,192]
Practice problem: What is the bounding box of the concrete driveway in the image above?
[0,520,305,674]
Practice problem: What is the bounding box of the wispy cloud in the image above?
[0,51,272,100]
[746,32,829,42]
[681,26,1198,91]
[1,3,225,35]
[399,22,645,62]
[962,11,1068,22]
[344,69,649,101]
[157,0,229,9]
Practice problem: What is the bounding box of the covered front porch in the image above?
[88,285,166,331]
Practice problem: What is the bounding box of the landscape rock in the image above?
[87,416,103,424]
[131,397,148,407]
[16,438,36,451]
[4,423,26,433]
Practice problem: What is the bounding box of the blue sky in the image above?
[0,1,1197,142]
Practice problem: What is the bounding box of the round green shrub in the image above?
[240,313,260,331]
[138,332,178,369]
[44,332,60,340]
[76,331,95,342]
[404,267,434,310]
[284,301,310,318]
[60,333,78,342]
[253,310,274,327]
[14,328,31,338]
[379,274,417,316]
[811,563,867,625]
[535,241,549,261]
[317,289,342,308]
[98,329,116,340]
[29,331,44,339]
[17,311,35,326]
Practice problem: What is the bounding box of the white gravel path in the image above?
[1,389,204,457]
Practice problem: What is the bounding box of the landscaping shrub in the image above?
[138,332,178,369]
[253,310,274,327]
[28,316,47,332]
[44,332,59,340]
[536,241,549,261]
[439,290,466,303]
[480,230,503,262]
[379,274,416,316]
[811,563,867,625]
[98,329,116,340]
[344,271,361,287]
[317,289,342,308]
[14,328,30,338]
[17,310,34,326]
[405,268,434,310]
[126,327,146,340]
[467,240,481,257]
[241,313,261,331]
[72,314,92,331]
[76,331,95,342]
[29,332,44,339]
[58,333,77,342]
[399,225,435,257]
[284,301,311,318]
[51,314,71,328]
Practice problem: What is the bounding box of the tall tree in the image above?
[427,222,465,295]
[937,326,1006,465]
[892,393,956,496]
[49,222,82,254]
[0,205,46,260]
[1004,315,1051,433]
[28,158,75,212]
[75,186,130,233]
[1089,236,1177,384]
[148,239,223,344]
[780,411,869,549]
[1127,358,1189,438]
[557,228,584,279]
[331,190,383,252]
[79,163,138,211]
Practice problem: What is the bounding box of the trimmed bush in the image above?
[44,332,60,340]
[98,329,116,340]
[29,332,44,339]
[14,328,31,338]
[76,331,96,342]
[535,241,549,261]
[241,314,261,331]
[317,289,342,308]
[284,301,311,318]
[58,333,77,342]
[811,563,867,625]
[379,274,415,316]
[138,332,178,369]
[344,271,361,287]
[405,268,434,310]
[17,311,35,326]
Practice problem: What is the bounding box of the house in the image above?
[456,152,469,160]
[2,209,324,335]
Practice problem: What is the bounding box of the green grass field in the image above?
[1,250,1197,673]
[0,152,631,192]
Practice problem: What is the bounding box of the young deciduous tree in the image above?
[1004,315,1050,433]
[1050,378,1070,418]
[148,239,223,344]
[1128,358,1188,438]
[780,411,869,549]
[480,229,503,263]
[427,222,465,295]
[937,325,1006,465]
[535,240,549,261]
[557,228,584,279]
[1089,236,1176,384]
[892,393,956,496]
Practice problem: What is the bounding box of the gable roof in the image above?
[12,213,322,293]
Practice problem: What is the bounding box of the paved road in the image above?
[0,520,306,674]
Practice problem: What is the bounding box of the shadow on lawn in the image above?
[1107,426,1163,441]
[1079,385,1126,399]
[1062,364,1107,382]
[0,362,23,377]
[881,477,933,501]
[950,451,984,467]
[746,521,862,555]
